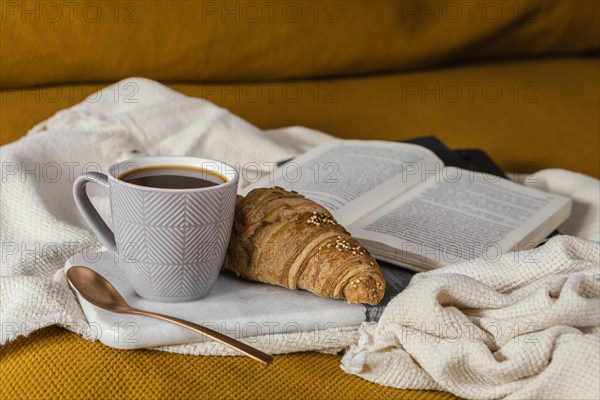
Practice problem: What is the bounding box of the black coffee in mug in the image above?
[119,166,225,189]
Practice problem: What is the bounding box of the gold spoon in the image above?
[66,266,273,365]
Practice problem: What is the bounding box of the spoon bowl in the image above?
[66,266,273,365]
[67,266,130,312]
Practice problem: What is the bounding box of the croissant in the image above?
[224,187,385,305]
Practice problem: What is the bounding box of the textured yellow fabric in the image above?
[2,57,598,177]
[1,0,598,86]
[0,327,458,399]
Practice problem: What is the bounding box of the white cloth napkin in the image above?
[341,171,600,399]
[1,77,366,355]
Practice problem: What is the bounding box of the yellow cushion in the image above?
[2,57,598,177]
[0,327,457,399]
[1,0,598,86]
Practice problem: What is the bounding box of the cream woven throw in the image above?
[341,171,600,398]
[0,78,361,355]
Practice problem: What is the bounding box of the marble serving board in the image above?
[64,251,366,349]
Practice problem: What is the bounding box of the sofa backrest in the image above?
[2,0,598,87]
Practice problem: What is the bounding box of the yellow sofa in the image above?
[1,1,599,399]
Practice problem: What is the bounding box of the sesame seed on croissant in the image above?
[224,187,385,305]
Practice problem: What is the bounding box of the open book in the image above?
[241,140,572,272]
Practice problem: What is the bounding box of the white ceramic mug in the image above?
[73,156,239,302]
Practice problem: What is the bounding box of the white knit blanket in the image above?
[1,78,599,399]
[342,171,600,399]
[1,78,354,355]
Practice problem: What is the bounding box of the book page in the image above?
[349,167,571,266]
[241,140,443,225]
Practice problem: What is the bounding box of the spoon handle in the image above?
[128,309,273,365]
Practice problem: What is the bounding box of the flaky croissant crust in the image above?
[224,187,385,305]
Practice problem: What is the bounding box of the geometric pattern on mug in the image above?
[109,180,236,298]
[114,219,229,264]
[124,260,221,298]
[111,182,236,226]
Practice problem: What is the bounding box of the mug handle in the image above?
[73,172,116,250]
